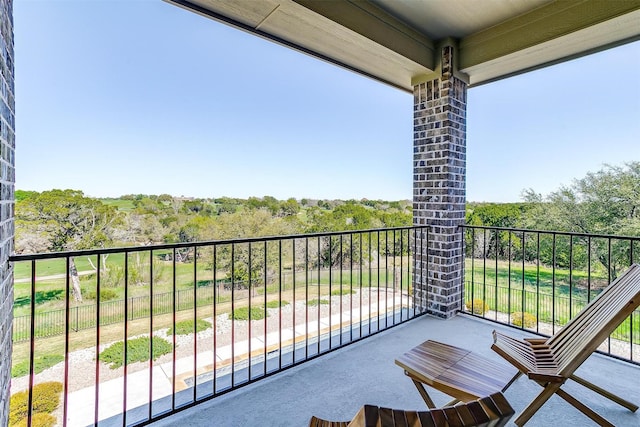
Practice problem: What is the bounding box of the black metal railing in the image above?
[460,225,640,364]
[12,223,639,427]
[9,226,429,427]
[13,275,313,342]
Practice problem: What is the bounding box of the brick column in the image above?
[0,0,14,423]
[413,44,467,318]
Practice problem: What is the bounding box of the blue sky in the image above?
[14,1,640,202]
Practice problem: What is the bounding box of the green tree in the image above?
[308,203,380,232]
[280,198,300,217]
[182,199,214,215]
[16,189,121,301]
[523,162,640,278]
[210,210,301,287]
[119,213,166,245]
[15,190,38,202]
[465,203,531,260]
[306,203,381,267]
[213,197,241,214]
[133,196,166,214]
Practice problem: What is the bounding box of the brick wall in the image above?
[412,45,467,318]
[0,0,14,423]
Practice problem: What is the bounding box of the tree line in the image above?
[15,192,412,300]
[466,162,639,280]
[15,162,639,298]
[15,192,413,252]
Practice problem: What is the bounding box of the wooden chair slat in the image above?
[393,408,409,427]
[465,400,490,425]
[309,415,350,427]
[363,405,380,427]
[417,411,438,427]
[443,406,464,426]
[379,407,394,426]
[311,393,514,427]
[403,411,421,427]
[429,410,449,427]
[454,404,477,426]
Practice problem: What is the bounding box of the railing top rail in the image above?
[459,224,640,241]
[9,225,430,262]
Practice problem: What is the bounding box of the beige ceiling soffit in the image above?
[293,0,435,70]
[462,9,640,87]
[459,0,640,70]
[261,2,428,90]
[166,0,281,28]
[164,0,416,92]
[412,38,469,87]
[255,5,281,30]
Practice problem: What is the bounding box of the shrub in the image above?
[306,298,330,307]
[82,288,118,301]
[79,273,95,282]
[196,279,214,288]
[266,300,288,309]
[99,336,172,369]
[167,319,211,335]
[467,299,489,315]
[331,289,356,296]
[9,381,63,425]
[232,307,266,321]
[11,354,64,378]
[12,413,56,427]
[103,265,125,288]
[126,253,164,286]
[511,312,537,329]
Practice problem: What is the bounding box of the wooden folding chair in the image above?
[492,263,640,426]
[309,392,514,427]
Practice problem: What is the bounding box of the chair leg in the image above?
[503,371,523,392]
[514,383,560,426]
[570,374,639,412]
[411,379,436,409]
[556,388,615,427]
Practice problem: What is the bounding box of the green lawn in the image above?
[464,258,639,342]
[465,258,609,297]
[464,257,610,322]
[12,253,202,315]
[13,256,101,279]
[99,198,136,211]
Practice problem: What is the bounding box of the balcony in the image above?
[148,314,640,427]
[8,226,640,426]
[5,2,640,426]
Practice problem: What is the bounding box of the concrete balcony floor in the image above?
[151,314,640,427]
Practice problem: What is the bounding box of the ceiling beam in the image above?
[459,0,640,70]
[293,0,436,70]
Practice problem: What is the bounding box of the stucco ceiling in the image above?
[166,0,640,91]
